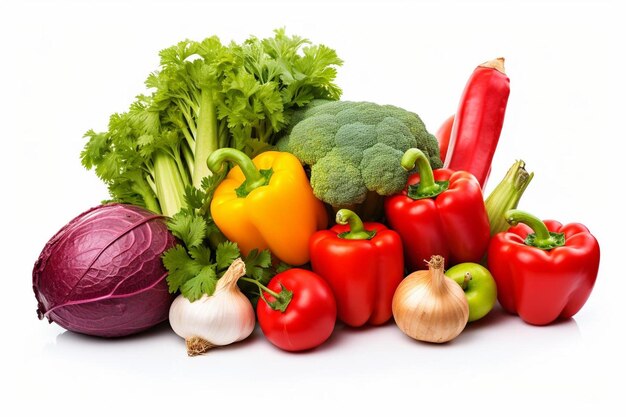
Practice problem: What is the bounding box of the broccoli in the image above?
[277,100,442,220]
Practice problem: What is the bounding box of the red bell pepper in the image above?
[309,209,404,327]
[487,209,600,326]
[384,148,491,271]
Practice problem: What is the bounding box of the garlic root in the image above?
[186,337,215,356]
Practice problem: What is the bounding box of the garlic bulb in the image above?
[392,255,469,343]
[169,258,255,356]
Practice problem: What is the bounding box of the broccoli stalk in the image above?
[355,191,386,224]
[324,191,386,225]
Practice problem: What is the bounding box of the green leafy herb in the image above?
[183,186,206,212]
[275,262,293,274]
[180,266,218,302]
[167,212,207,248]
[244,248,273,283]
[162,245,200,294]
[216,241,241,270]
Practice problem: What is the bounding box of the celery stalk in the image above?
[153,151,187,217]
[192,90,219,188]
[485,160,534,236]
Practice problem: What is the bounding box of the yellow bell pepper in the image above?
[207,149,328,266]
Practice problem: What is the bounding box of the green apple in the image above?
[445,263,497,322]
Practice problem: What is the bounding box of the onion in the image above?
[392,255,469,343]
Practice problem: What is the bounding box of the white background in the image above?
[2,0,623,415]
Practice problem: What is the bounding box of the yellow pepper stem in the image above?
[206,148,271,197]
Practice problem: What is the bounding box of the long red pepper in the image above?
[309,209,404,327]
[445,58,510,189]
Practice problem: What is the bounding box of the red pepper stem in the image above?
[505,209,565,250]
[335,209,376,240]
[206,148,267,195]
[402,148,435,186]
[402,148,448,199]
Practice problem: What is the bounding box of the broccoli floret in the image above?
[285,113,339,165]
[310,149,368,207]
[276,100,442,219]
[335,122,378,150]
[360,143,408,196]
[375,117,415,153]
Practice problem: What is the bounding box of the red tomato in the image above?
[256,269,337,352]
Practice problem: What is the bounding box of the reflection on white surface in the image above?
[39,305,584,379]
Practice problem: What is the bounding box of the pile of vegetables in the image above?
[32,30,601,355]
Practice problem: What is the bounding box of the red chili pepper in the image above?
[309,209,404,327]
[487,209,600,326]
[445,58,510,189]
[384,148,491,271]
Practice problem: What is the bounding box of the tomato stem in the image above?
[240,277,279,298]
[240,277,293,313]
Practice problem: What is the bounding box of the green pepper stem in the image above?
[505,209,564,250]
[336,209,376,240]
[402,148,435,186]
[206,148,266,195]
[402,148,447,199]
[505,210,550,241]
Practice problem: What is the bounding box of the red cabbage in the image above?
[33,203,176,337]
